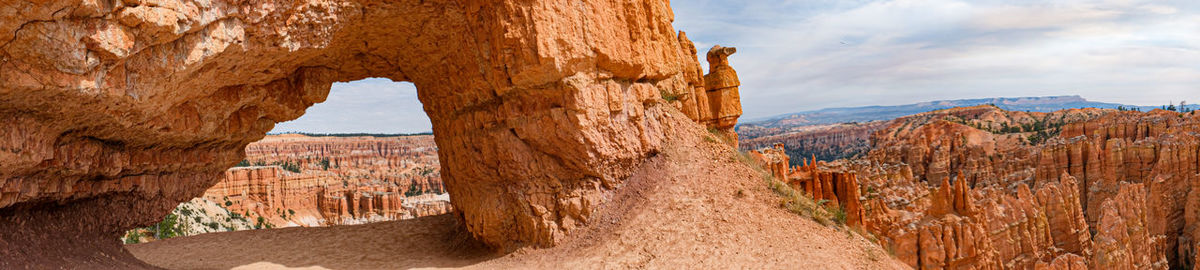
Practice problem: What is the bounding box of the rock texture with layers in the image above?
[203,134,448,228]
[0,0,743,267]
[747,106,1200,269]
[842,106,1196,269]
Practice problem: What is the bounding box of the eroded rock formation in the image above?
[748,145,865,228]
[740,121,887,165]
[202,134,448,227]
[702,45,742,145]
[675,37,742,146]
[753,106,1200,269]
[0,0,744,266]
[849,106,1198,269]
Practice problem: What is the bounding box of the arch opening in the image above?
[119,78,450,244]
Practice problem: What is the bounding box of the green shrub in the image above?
[319,158,331,170]
[733,150,837,226]
[827,206,847,225]
[659,89,682,102]
[405,184,424,197]
[123,230,142,244]
[273,161,301,173]
[135,213,184,240]
[254,216,273,229]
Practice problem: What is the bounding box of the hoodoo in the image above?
[703,46,743,135]
[744,105,1200,269]
[0,0,745,266]
[702,45,743,146]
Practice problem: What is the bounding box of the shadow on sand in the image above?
[126,214,498,269]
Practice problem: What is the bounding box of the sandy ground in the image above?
[128,119,910,269]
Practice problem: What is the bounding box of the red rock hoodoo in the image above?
[201,134,450,228]
[741,121,886,165]
[748,144,866,228]
[749,105,1200,269]
[0,0,743,266]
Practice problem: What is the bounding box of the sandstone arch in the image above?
[0,0,737,266]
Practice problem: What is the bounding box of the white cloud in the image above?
[672,0,1200,118]
[278,1,1200,133]
[269,78,432,134]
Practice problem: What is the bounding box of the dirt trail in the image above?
[128,119,908,269]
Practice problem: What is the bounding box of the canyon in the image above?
[0,0,910,268]
[747,105,1200,269]
[208,134,449,228]
[741,122,886,165]
[8,0,1187,268]
[126,122,905,269]
[123,134,452,243]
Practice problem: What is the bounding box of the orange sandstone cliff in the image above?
[741,121,887,164]
[202,134,450,228]
[0,0,744,267]
[753,106,1200,269]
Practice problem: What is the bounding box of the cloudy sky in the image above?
[272,0,1200,133]
[271,78,431,134]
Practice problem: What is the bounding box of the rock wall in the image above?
[741,121,887,165]
[202,134,447,227]
[0,0,743,266]
[207,165,447,227]
[749,106,1199,269]
[844,106,1198,269]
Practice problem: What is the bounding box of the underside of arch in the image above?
[0,0,740,266]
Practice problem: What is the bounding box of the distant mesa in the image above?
[737,96,1199,164]
[740,95,1197,131]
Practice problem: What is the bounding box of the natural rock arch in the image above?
[0,0,740,266]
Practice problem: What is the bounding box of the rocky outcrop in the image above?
[1035,254,1088,270]
[748,145,864,228]
[206,165,447,228]
[747,144,790,181]
[745,106,1197,269]
[840,106,1200,269]
[701,45,742,145]
[928,173,975,217]
[1090,183,1169,269]
[0,0,745,266]
[673,36,743,147]
[200,134,448,227]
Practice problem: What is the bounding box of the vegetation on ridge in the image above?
[233,160,303,173]
[725,141,843,227]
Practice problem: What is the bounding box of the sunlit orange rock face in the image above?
[841,106,1199,269]
[0,0,743,265]
[750,106,1200,269]
[202,134,450,227]
[676,36,743,145]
